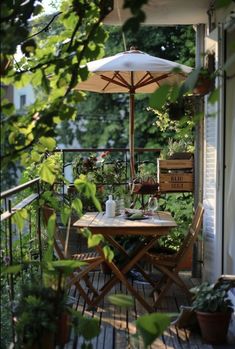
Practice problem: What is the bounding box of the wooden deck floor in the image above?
[64,270,234,349]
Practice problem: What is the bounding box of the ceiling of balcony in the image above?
[104,0,211,26]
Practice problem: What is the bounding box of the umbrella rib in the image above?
[100,73,129,91]
[135,72,151,87]
[116,72,132,90]
[136,73,170,89]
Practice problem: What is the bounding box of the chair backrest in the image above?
[176,203,204,264]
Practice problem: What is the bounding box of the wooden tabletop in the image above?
[73,211,177,236]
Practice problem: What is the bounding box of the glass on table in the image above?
[118,198,125,216]
[147,195,158,221]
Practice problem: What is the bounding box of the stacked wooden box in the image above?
[158,159,194,193]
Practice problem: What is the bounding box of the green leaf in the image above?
[50,259,86,269]
[2,265,22,274]
[149,85,171,110]
[102,245,114,262]
[39,136,56,151]
[91,195,101,212]
[88,234,104,248]
[72,198,83,215]
[208,88,220,104]
[61,206,71,225]
[43,213,56,263]
[108,294,134,308]
[136,313,170,347]
[39,162,56,185]
[12,209,28,231]
[76,317,100,341]
[47,213,56,239]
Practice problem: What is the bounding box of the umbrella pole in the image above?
[129,93,136,180]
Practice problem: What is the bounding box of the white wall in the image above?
[223,23,235,275]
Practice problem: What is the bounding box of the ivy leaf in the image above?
[39,136,56,151]
[75,317,100,341]
[135,313,170,347]
[103,245,114,262]
[72,198,83,215]
[61,206,71,225]
[50,259,87,270]
[91,195,101,212]
[12,209,28,231]
[179,68,200,95]
[108,294,134,308]
[43,213,56,262]
[149,85,171,110]
[208,88,220,104]
[39,162,56,184]
[87,234,104,248]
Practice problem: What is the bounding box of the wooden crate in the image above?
[158,159,194,193]
[159,159,193,170]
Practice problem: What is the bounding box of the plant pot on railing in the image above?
[132,182,159,195]
[193,68,215,95]
[42,205,55,226]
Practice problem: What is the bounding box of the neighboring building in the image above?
[104,0,235,282]
[2,84,35,110]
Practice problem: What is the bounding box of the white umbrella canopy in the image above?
[75,48,192,179]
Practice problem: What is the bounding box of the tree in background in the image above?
[1,0,112,188]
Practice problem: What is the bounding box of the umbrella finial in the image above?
[130,45,138,51]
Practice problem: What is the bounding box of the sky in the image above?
[41,0,59,14]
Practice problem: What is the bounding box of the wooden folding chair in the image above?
[145,203,204,307]
[54,223,104,307]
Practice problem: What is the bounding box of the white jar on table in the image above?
[105,195,116,218]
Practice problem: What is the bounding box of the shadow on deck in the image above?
[64,270,234,349]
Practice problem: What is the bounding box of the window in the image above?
[20,94,26,109]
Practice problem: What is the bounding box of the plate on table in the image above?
[125,214,149,221]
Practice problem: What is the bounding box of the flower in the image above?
[73,153,125,186]
[100,151,110,158]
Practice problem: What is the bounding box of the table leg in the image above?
[91,237,158,312]
[100,235,157,290]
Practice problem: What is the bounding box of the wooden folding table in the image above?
[73,211,177,312]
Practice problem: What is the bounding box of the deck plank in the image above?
[65,270,233,349]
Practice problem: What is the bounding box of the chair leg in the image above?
[153,278,173,308]
[149,270,168,296]
[150,264,192,305]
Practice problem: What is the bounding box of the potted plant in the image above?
[131,163,158,195]
[190,282,233,344]
[14,281,71,349]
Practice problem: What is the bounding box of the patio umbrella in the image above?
[75,48,192,179]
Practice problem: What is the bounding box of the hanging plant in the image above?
[194,52,215,95]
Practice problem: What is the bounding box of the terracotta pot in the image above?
[196,310,232,344]
[42,206,55,226]
[178,250,193,270]
[194,77,214,95]
[132,183,159,195]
